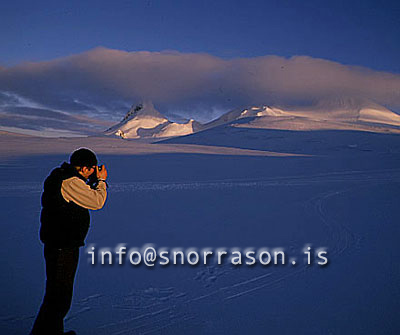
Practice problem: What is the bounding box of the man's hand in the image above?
[96,165,108,180]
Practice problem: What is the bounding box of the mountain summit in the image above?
[121,102,166,121]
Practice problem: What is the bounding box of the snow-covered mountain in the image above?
[278,97,400,126]
[105,98,400,140]
[202,98,400,133]
[105,102,202,139]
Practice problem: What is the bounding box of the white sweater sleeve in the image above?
[61,177,107,210]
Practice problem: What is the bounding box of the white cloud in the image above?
[0,47,399,121]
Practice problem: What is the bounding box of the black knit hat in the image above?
[70,148,98,167]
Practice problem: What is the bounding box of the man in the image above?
[31,148,108,335]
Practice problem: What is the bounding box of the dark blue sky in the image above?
[1,0,399,72]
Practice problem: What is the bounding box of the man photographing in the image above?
[31,148,108,335]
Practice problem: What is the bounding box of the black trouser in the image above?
[31,246,79,335]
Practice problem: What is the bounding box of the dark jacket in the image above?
[40,162,90,248]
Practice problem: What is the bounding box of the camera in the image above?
[87,165,102,188]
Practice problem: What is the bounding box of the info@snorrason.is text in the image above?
[86,244,329,267]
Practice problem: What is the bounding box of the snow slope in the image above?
[1,126,400,334]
